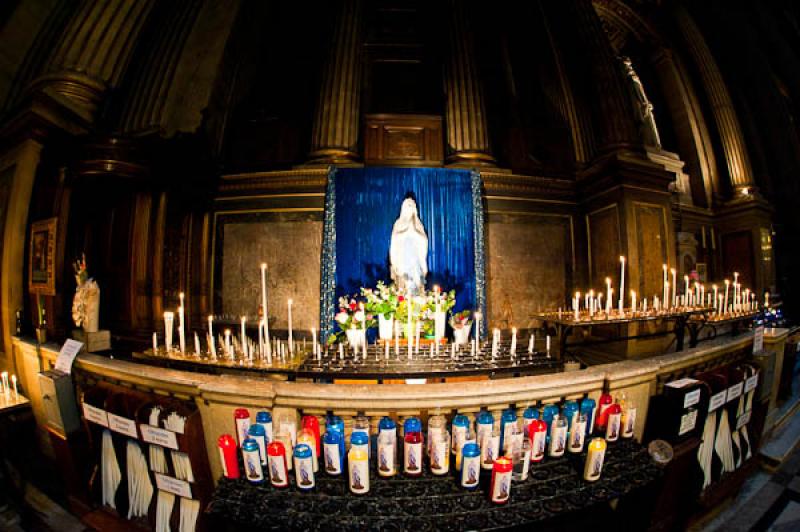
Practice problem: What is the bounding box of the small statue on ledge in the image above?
[72,253,100,333]
[389,197,429,296]
[620,56,662,150]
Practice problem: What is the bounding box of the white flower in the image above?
[335,312,349,324]
[354,310,365,322]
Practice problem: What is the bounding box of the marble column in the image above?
[674,6,756,197]
[32,0,156,120]
[443,0,495,166]
[308,0,363,164]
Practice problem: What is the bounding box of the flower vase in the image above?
[453,321,472,345]
[378,315,394,341]
[345,328,366,349]
[434,312,446,341]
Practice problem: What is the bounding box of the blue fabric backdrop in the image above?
[320,167,486,340]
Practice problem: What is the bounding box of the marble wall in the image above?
[485,213,574,329]
[218,212,322,332]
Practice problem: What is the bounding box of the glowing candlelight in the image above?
[287,299,293,355]
[605,277,612,314]
[510,327,517,355]
[671,268,677,308]
[194,332,201,355]
[240,316,247,355]
[178,292,186,354]
[630,290,636,313]
[152,332,158,353]
[765,291,770,308]
[163,312,174,352]
[724,280,730,314]
[619,256,626,313]
[11,375,17,399]
[260,263,271,358]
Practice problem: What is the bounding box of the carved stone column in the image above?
[308,0,363,164]
[31,0,156,121]
[443,0,495,166]
[674,6,756,198]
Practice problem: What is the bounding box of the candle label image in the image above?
[569,420,587,453]
[243,447,264,483]
[584,439,606,482]
[268,453,288,487]
[481,434,500,469]
[462,454,480,488]
[235,416,251,447]
[491,470,512,503]
[430,438,448,475]
[378,441,396,477]
[404,441,422,474]
[324,442,342,475]
[452,424,467,454]
[606,412,621,442]
[349,457,370,495]
[294,456,315,490]
[531,430,546,462]
[622,408,637,438]
[549,424,567,457]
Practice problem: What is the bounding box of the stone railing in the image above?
[11,328,788,482]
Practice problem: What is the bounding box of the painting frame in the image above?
[29,217,57,295]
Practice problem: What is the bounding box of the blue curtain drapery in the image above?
[320,167,486,340]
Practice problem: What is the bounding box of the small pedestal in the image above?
[71,329,111,353]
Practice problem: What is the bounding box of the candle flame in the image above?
[620,256,625,262]
[670,268,676,274]
[261,263,267,269]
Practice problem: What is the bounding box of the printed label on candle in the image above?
[155,473,192,498]
[349,458,369,494]
[324,443,342,475]
[531,431,546,461]
[569,421,586,452]
[243,449,264,483]
[502,422,515,452]
[709,392,727,412]
[461,455,480,488]
[377,442,395,477]
[549,425,567,456]
[404,442,422,474]
[584,447,605,481]
[268,454,288,486]
[678,410,697,436]
[140,424,179,450]
[622,408,636,438]
[736,410,752,429]
[236,418,251,447]
[294,456,314,489]
[107,413,137,438]
[258,421,273,445]
[431,438,448,475]
[726,382,744,402]
[744,374,759,393]
[482,434,500,469]
[684,389,701,408]
[82,403,109,427]
[253,435,267,465]
[491,470,512,503]
[452,425,467,454]
[605,413,621,442]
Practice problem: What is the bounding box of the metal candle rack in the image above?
[208,439,660,531]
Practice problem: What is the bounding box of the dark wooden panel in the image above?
[635,203,668,299]
[587,204,621,289]
[721,230,755,287]
[363,114,443,166]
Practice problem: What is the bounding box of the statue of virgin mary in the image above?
[390,197,428,295]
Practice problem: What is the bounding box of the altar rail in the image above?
[10,329,788,482]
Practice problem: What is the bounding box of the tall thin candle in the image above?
[287,299,294,354]
[178,292,186,354]
[260,263,271,357]
[724,280,730,314]
[619,256,626,313]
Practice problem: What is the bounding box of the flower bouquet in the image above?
[361,281,400,340]
[449,310,473,345]
[328,296,376,345]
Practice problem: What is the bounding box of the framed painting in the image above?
[29,217,57,295]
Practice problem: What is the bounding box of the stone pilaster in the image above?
[31,0,156,121]
[674,6,756,198]
[308,0,363,164]
[443,0,495,166]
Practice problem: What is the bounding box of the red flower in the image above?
[349,301,357,311]
[398,295,405,302]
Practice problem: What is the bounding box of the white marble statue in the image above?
[389,198,428,295]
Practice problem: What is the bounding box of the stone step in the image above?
[761,397,800,467]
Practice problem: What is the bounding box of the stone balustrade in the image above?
[11,328,787,483]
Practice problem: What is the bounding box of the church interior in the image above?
[1,0,800,530]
